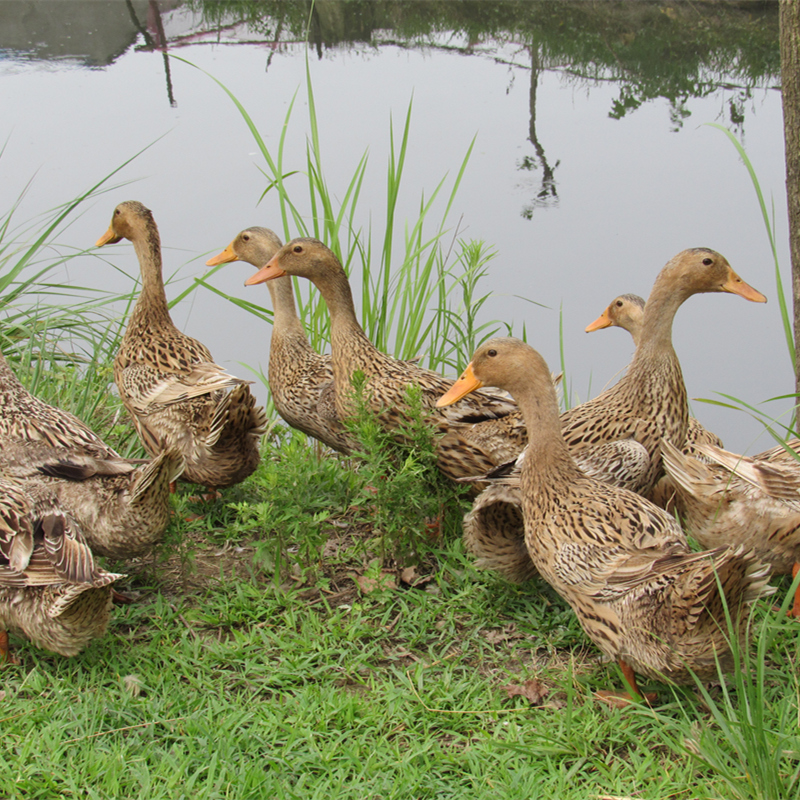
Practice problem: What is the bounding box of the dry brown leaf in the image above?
[399,565,433,587]
[501,678,549,706]
[483,624,523,645]
[355,571,398,594]
[400,565,419,585]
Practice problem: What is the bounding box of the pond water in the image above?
[0,1,789,454]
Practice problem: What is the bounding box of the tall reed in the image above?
[644,578,800,800]
[174,53,518,377]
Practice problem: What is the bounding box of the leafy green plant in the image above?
[343,373,469,566]
[221,425,360,579]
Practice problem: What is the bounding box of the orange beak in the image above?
[245,253,286,286]
[722,269,767,303]
[585,308,613,333]
[436,363,484,408]
[206,242,239,267]
[95,227,121,247]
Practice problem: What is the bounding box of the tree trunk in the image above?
[780,0,800,407]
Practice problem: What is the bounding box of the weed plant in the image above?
[343,374,470,567]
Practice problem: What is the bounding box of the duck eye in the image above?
[242,234,250,242]
[702,257,712,265]
[293,245,302,253]
[615,300,623,307]
[487,349,497,358]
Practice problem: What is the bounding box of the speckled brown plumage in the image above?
[561,248,765,496]
[585,291,724,456]
[96,202,267,489]
[0,352,126,462]
[0,442,184,559]
[439,338,773,697]
[462,483,534,583]
[462,437,650,584]
[245,237,524,480]
[0,476,123,657]
[751,438,800,463]
[207,227,355,454]
[662,438,800,615]
[0,352,183,557]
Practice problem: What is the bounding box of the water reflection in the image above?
[521,44,559,217]
[129,0,178,106]
[0,0,150,65]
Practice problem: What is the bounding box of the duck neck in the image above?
[312,268,375,368]
[516,374,583,489]
[267,277,310,344]
[312,270,361,333]
[628,274,686,372]
[129,224,172,327]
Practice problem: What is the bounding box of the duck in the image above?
[460,249,763,583]
[244,237,524,480]
[0,441,184,559]
[661,437,800,618]
[584,292,724,455]
[553,248,763,497]
[206,227,354,454]
[437,337,773,702]
[96,202,268,491]
[0,475,124,658]
[0,352,184,558]
[462,432,650,585]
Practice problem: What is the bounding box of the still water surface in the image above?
[0,2,789,454]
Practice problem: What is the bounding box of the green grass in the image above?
[2,419,797,800]
[643,577,800,800]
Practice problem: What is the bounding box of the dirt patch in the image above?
[117,530,262,598]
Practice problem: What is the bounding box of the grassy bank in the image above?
[1,423,799,800]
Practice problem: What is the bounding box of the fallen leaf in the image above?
[484,629,507,645]
[483,624,523,644]
[501,679,549,706]
[400,565,419,585]
[399,565,434,587]
[355,572,398,594]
